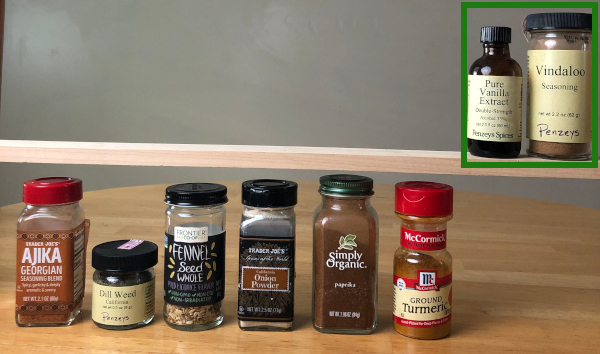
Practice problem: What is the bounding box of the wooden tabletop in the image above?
[1,181,599,353]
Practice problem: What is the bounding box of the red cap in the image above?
[23,177,83,205]
[395,181,453,217]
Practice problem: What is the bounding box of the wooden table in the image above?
[1,181,598,353]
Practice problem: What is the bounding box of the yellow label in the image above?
[393,275,451,327]
[92,279,155,326]
[527,50,592,143]
[467,75,522,142]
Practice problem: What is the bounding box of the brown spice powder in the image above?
[313,196,378,332]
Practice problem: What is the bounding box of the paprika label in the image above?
[393,271,452,328]
[400,227,447,251]
[16,220,89,315]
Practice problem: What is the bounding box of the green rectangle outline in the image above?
[461,2,598,168]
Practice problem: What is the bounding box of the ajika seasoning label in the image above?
[164,227,225,307]
[238,238,294,321]
[16,220,88,316]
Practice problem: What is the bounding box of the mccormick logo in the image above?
[416,271,439,291]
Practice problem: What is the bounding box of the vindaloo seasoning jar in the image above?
[92,239,158,330]
[313,174,378,334]
[163,183,228,331]
[16,177,90,327]
[393,181,453,340]
[524,13,592,160]
[238,179,298,331]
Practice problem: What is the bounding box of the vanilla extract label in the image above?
[468,75,522,142]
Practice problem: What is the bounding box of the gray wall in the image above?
[0,0,598,209]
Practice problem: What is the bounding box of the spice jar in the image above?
[524,13,592,160]
[468,26,523,158]
[313,174,378,334]
[393,181,453,340]
[16,177,90,327]
[92,239,158,330]
[238,179,298,331]
[163,183,228,331]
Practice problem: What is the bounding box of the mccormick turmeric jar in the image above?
[393,181,453,340]
[524,13,592,160]
[16,177,90,327]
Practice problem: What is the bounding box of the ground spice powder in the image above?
[312,175,378,334]
[393,181,453,340]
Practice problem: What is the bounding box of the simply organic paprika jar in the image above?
[16,177,90,327]
[393,181,453,340]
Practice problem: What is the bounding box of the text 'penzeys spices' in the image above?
[238,179,298,331]
[313,175,379,334]
[163,183,228,331]
[16,177,90,327]
[393,181,453,340]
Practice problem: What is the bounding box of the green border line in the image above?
[461,2,598,168]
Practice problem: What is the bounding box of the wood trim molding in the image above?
[0,140,597,179]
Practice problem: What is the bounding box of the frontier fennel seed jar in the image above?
[524,12,592,160]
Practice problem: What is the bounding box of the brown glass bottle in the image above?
[468,27,522,158]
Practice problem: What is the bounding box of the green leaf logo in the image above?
[338,234,357,250]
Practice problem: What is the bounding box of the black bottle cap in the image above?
[525,13,592,31]
[165,183,228,206]
[92,240,158,272]
[242,179,298,208]
[318,174,374,196]
[480,26,511,43]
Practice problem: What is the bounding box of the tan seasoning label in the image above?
[16,220,89,315]
[393,272,452,328]
[527,50,592,143]
[241,267,289,292]
[468,75,522,142]
[92,280,155,325]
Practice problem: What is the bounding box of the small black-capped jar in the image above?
[238,179,298,331]
[92,239,158,330]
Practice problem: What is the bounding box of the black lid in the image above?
[318,174,374,196]
[165,183,228,206]
[92,240,158,271]
[525,13,592,31]
[242,179,298,208]
[481,26,511,43]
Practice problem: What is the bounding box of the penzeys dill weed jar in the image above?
[92,239,158,330]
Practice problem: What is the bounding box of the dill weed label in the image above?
[467,75,522,142]
[238,238,294,320]
[164,227,225,307]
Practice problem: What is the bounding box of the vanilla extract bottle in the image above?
[468,26,523,158]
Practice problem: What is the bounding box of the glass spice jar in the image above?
[468,26,523,158]
[92,239,158,330]
[313,174,379,334]
[16,177,90,327]
[393,181,453,340]
[524,12,592,160]
[163,183,228,331]
[238,179,298,331]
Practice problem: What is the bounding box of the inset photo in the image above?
[461,2,597,168]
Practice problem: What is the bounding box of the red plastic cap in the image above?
[23,177,83,205]
[395,181,453,217]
